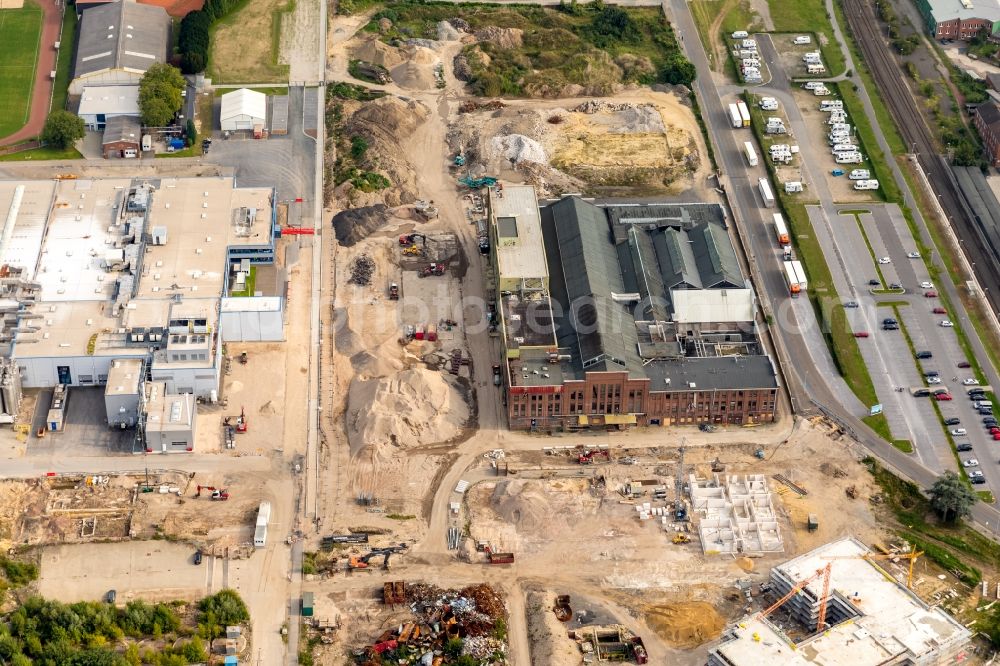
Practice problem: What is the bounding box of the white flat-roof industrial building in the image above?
[708,537,971,666]
[0,176,284,451]
[78,85,139,130]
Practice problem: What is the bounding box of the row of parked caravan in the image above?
[733,34,763,84]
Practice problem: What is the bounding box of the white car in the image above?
[963,458,980,467]
[877,257,891,264]
[963,378,980,386]
[920,281,934,289]
[940,320,954,327]
[970,470,985,479]
[928,377,943,384]
[952,428,968,436]
[907,252,921,258]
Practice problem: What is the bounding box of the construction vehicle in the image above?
[578,449,610,465]
[414,200,438,219]
[459,175,498,189]
[195,485,230,500]
[224,407,248,433]
[399,233,426,246]
[418,263,446,278]
[453,154,465,167]
[388,283,399,300]
[553,595,572,622]
[711,458,725,472]
[672,533,691,544]
[347,545,408,571]
[239,351,248,365]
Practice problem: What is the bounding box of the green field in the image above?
[766,0,846,76]
[0,1,43,139]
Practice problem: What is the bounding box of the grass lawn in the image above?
[766,0,846,76]
[691,0,762,72]
[209,0,292,83]
[230,266,257,297]
[50,4,78,113]
[0,0,43,138]
[0,144,82,161]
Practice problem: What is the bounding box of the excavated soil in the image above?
[644,602,726,649]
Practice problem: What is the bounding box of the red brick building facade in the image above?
[974,101,1000,166]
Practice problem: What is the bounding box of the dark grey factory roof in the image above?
[550,196,641,374]
[951,166,1000,269]
[101,115,141,144]
[75,1,169,78]
[643,355,779,391]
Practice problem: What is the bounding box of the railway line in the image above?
[841,0,1000,314]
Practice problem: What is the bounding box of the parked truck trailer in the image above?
[773,213,790,245]
[743,141,758,166]
[728,103,742,129]
[758,177,775,208]
[737,101,751,127]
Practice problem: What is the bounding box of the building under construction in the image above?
[708,537,971,666]
[689,474,783,556]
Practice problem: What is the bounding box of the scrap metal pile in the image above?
[356,583,508,665]
[348,254,375,286]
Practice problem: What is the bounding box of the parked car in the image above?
[194,550,202,565]
[868,279,880,286]
[924,291,938,298]
[972,475,987,484]
[920,281,934,289]
[925,371,940,377]
[854,331,869,338]
[889,283,902,290]
[936,393,953,401]
[928,377,942,384]
[933,307,947,314]
[940,320,954,327]
[957,443,973,451]
[963,378,980,385]
[845,301,859,308]
[916,351,933,359]
[964,458,980,467]
[907,252,921,258]
[878,257,891,264]
[952,428,968,436]
[958,361,972,368]
[990,426,1000,434]
[106,590,116,604]
[944,417,961,425]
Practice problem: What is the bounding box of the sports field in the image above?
[0,2,43,138]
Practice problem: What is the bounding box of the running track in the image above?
[0,0,60,147]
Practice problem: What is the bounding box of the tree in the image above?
[198,589,249,627]
[661,54,696,86]
[138,64,185,127]
[41,111,84,149]
[186,119,197,147]
[928,471,976,522]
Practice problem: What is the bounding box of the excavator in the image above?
[195,485,230,501]
[578,449,610,465]
[347,544,408,571]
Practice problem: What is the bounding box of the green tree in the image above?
[181,636,207,662]
[661,54,696,86]
[138,64,185,127]
[186,119,197,147]
[928,471,976,522]
[41,110,84,149]
[124,643,141,666]
[198,589,250,627]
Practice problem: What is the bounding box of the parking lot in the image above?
[28,387,135,456]
[38,542,212,604]
[746,38,1000,492]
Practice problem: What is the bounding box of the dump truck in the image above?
[487,552,515,564]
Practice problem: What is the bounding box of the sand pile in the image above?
[489,479,595,534]
[644,602,725,649]
[350,37,405,69]
[475,26,523,49]
[345,368,470,456]
[437,20,461,41]
[491,134,547,165]
[391,62,437,90]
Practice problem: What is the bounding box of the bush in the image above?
[198,589,249,632]
[0,557,38,587]
[185,119,197,147]
[178,10,210,74]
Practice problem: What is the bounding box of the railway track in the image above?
[841,0,1000,313]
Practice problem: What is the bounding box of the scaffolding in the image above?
[690,473,783,555]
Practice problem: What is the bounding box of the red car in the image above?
[925,291,938,298]
[854,331,869,338]
[933,307,947,314]
[991,427,1000,434]
[993,432,1000,440]
[935,393,953,401]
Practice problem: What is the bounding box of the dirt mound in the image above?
[391,61,436,91]
[343,97,430,206]
[437,20,461,41]
[644,602,725,649]
[350,37,405,69]
[475,26,523,49]
[489,479,594,534]
[345,368,470,457]
[331,204,390,246]
[490,134,547,165]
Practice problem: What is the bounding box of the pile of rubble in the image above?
[356,583,508,664]
[348,254,375,286]
[459,100,506,114]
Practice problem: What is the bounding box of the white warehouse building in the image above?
[220,88,267,132]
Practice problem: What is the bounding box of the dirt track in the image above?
[0,0,60,147]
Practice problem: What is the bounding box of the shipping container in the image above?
[773,213,790,245]
[758,178,775,208]
[737,101,751,127]
[728,103,742,129]
[743,141,758,166]
[792,261,808,290]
